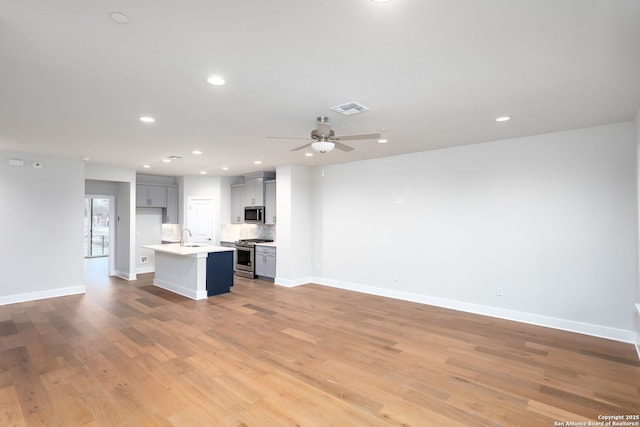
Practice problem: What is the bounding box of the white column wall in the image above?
[274,165,313,287]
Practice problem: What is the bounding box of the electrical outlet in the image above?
[496,286,504,296]
[393,273,399,282]
[140,256,148,264]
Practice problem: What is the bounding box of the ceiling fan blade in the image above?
[266,136,310,140]
[333,141,354,152]
[290,142,312,151]
[334,132,381,141]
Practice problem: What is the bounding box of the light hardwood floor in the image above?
[0,258,638,426]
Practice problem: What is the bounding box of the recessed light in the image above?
[495,116,511,122]
[200,171,207,175]
[192,150,202,155]
[207,75,226,86]
[82,156,90,162]
[162,159,171,163]
[378,139,388,144]
[143,164,151,168]
[254,160,262,165]
[110,12,129,24]
[140,116,155,123]
[305,152,313,157]
[371,0,392,3]
[222,166,229,171]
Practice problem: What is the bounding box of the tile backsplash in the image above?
[161,223,182,242]
[220,224,276,243]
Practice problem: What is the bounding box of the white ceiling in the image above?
[1,0,639,177]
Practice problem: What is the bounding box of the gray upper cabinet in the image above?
[135,184,148,206]
[244,176,264,206]
[164,186,178,223]
[136,184,167,208]
[265,180,276,224]
[230,184,245,224]
[244,172,275,206]
[229,172,275,224]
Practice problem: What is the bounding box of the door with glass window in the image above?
[84,197,110,257]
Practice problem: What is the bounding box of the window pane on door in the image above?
[84,197,110,257]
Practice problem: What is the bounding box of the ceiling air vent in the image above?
[168,155,183,160]
[330,102,370,116]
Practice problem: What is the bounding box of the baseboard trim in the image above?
[136,266,155,274]
[312,277,637,345]
[115,270,136,281]
[274,276,311,288]
[0,286,86,306]
[152,279,207,300]
[636,304,640,360]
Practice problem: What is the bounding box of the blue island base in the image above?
[206,251,234,296]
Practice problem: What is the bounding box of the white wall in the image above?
[0,151,85,304]
[635,109,640,355]
[135,174,178,273]
[136,208,163,273]
[85,180,118,195]
[310,122,638,341]
[275,165,313,287]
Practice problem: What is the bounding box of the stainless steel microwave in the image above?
[244,206,264,223]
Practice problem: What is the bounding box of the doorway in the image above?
[84,194,116,277]
[84,196,112,257]
[186,198,214,244]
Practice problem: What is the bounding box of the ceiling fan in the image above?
[267,116,381,153]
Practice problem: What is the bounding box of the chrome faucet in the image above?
[180,228,192,246]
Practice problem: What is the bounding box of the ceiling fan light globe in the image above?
[311,140,335,153]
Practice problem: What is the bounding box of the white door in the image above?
[186,198,214,244]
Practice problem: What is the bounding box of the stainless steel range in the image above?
[234,239,274,278]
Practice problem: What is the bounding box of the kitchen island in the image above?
[142,243,234,300]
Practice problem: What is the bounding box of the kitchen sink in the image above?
[183,243,205,247]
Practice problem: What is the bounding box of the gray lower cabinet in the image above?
[255,245,276,279]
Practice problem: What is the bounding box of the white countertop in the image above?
[255,242,276,248]
[143,243,235,256]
